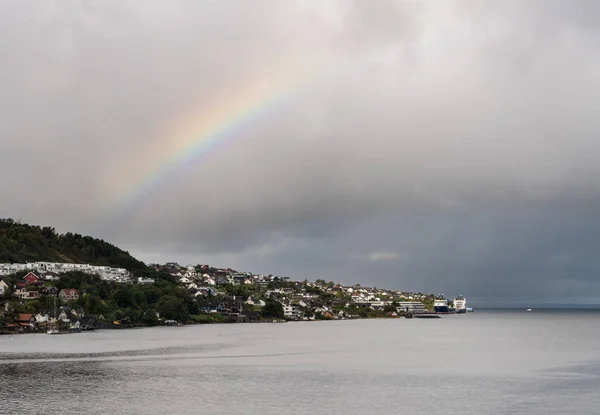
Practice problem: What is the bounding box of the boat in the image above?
[412,313,441,319]
[434,298,452,314]
[466,307,473,312]
[70,320,82,333]
[454,295,467,314]
[526,308,532,312]
[47,295,61,335]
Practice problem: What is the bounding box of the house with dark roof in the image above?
[42,286,59,296]
[202,300,229,314]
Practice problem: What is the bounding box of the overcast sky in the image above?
[2,0,600,305]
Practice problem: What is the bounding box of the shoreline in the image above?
[1,313,446,335]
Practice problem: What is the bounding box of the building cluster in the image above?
[0,271,79,301]
[152,263,432,320]
[0,262,131,282]
[0,261,435,330]
[0,270,84,332]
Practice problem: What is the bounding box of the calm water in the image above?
[1,310,600,414]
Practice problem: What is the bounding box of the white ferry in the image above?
[455,295,467,314]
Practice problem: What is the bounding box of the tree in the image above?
[0,218,146,272]
[133,291,148,309]
[142,309,159,326]
[157,295,188,322]
[112,286,136,309]
[319,292,334,304]
[383,304,397,313]
[262,299,284,319]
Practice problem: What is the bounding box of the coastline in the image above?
[1,261,448,334]
[1,312,445,335]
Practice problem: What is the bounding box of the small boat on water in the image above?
[406,312,441,319]
[526,308,532,312]
[47,326,60,335]
[70,321,82,333]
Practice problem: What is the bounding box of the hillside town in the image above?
[0,261,440,334]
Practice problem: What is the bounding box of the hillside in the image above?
[0,218,146,272]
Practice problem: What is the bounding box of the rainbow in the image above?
[102,63,324,230]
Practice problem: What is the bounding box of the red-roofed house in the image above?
[59,289,79,302]
[17,313,36,327]
[23,272,40,285]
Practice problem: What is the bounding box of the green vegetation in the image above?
[262,298,284,319]
[189,313,227,324]
[3,271,201,325]
[0,218,146,272]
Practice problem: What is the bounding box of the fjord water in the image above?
[1,311,599,415]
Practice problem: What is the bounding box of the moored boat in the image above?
[70,321,82,333]
[412,313,441,319]
[454,295,467,314]
[47,326,59,335]
[434,299,450,313]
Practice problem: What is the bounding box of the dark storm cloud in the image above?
[2,0,600,302]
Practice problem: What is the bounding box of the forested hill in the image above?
[0,218,146,272]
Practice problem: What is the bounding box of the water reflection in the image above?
[1,314,600,414]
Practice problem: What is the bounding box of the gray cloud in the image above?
[2,0,600,304]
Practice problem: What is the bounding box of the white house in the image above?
[0,279,9,296]
[58,309,70,323]
[283,304,301,319]
[245,297,255,305]
[313,305,332,314]
[202,274,215,285]
[40,272,60,281]
[35,313,50,323]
